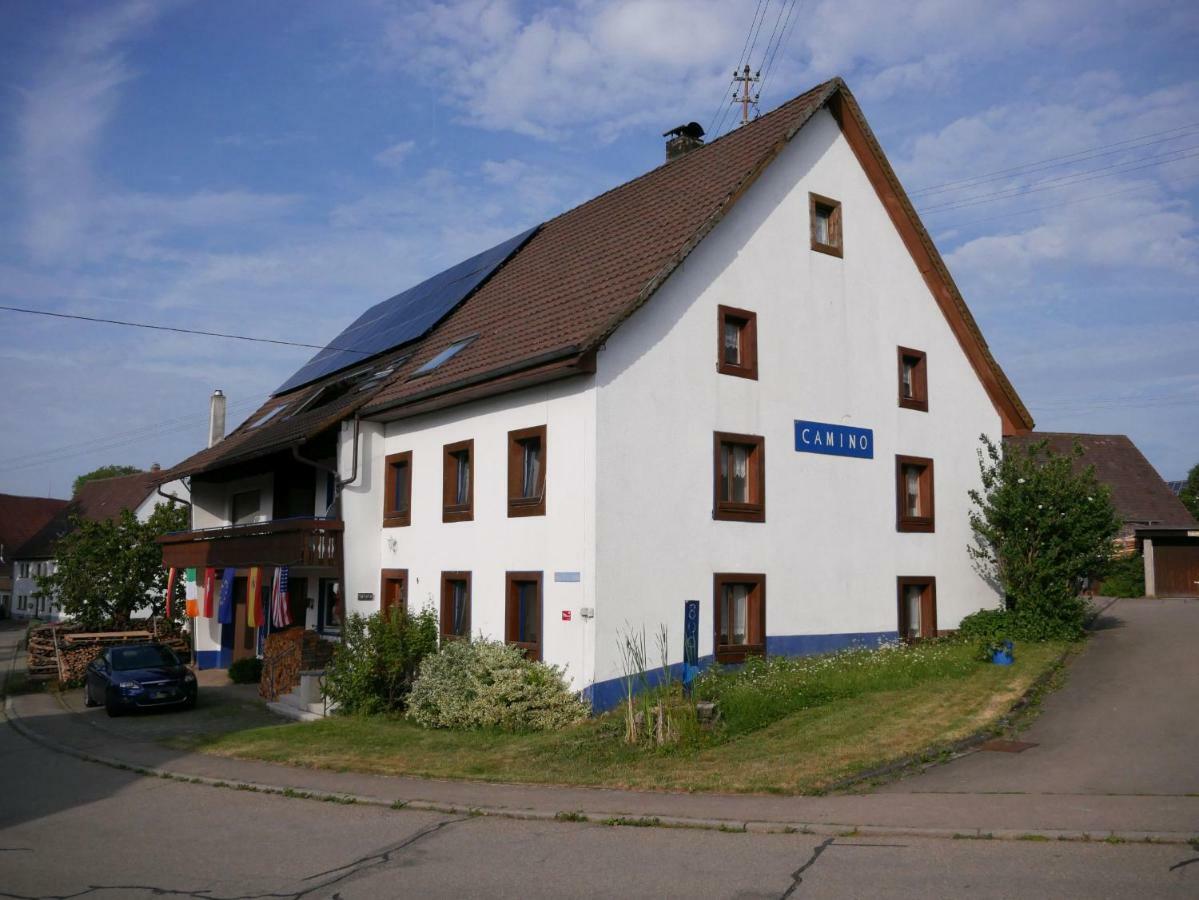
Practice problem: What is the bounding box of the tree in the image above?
[73,464,143,496]
[968,435,1121,639]
[1180,462,1199,521]
[34,503,189,630]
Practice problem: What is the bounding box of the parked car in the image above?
[83,643,197,717]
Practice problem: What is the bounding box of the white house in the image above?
[0,493,69,618]
[158,78,1033,706]
[11,469,189,622]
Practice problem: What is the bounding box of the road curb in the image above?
[4,695,1195,846]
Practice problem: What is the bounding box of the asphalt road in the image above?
[1,619,1196,898]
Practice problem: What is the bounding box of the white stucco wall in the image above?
[341,379,598,688]
[590,108,1004,689]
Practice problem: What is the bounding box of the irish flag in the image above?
[184,568,199,618]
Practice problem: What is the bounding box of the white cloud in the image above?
[374,139,416,167]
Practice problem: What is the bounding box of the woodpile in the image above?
[25,619,191,685]
[260,628,335,701]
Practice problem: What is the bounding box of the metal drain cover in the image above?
[978,739,1038,753]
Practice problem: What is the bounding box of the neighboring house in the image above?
[1165,479,1185,496]
[1007,433,1199,598]
[11,468,189,621]
[158,77,1034,704]
[0,493,69,618]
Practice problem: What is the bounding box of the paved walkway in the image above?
[3,603,1198,842]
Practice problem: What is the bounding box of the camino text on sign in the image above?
[793,420,873,459]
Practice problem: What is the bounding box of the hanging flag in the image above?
[202,567,217,618]
[217,568,235,624]
[247,566,262,629]
[164,567,178,618]
[270,566,292,628]
[184,567,199,618]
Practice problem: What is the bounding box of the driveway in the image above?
[881,597,1199,797]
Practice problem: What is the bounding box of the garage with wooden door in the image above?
[1141,530,1199,598]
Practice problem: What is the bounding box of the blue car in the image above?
[83,643,197,717]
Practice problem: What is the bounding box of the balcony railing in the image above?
[157,517,343,570]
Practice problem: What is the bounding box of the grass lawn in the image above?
[179,640,1069,795]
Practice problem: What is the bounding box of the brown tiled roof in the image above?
[0,493,69,562]
[14,471,162,559]
[1006,433,1198,529]
[164,77,1031,479]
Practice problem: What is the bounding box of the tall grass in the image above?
[695,640,979,737]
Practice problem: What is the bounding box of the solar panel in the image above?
[274,225,539,395]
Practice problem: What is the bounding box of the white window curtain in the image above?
[905,584,923,638]
[522,441,541,498]
[723,321,741,364]
[905,466,920,516]
[723,583,749,645]
[456,454,471,505]
[731,444,749,502]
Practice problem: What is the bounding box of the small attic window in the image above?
[809,193,843,257]
[409,336,478,380]
[248,405,287,429]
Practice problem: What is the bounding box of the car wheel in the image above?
[105,698,124,718]
[83,682,96,707]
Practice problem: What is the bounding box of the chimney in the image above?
[208,389,226,448]
[663,122,705,161]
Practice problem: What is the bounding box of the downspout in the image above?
[291,414,361,518]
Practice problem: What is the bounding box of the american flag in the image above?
[270,566,292,628]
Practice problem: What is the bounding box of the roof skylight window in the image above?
[248,405,287,429]
[409,336,478,379]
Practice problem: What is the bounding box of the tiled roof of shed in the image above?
[163,77,1031,479]
[0,494,69,561]
[14,471,163,559]
[1006,432,1197,529]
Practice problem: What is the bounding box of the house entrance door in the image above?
[231,577,257,663]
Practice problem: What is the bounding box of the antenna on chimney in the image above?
[732,64,760,126]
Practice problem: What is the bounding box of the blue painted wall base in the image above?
[585,629,898,712]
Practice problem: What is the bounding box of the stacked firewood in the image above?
[259,628,336,700]
[25,619,191,685]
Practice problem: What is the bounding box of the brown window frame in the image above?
[713,573,766,664]
[896,455,935,532]
[809,192,843,257]
[717,305,758,380]
[507,425,547,517]
[505,571,543,661]
[379,568,408,620]
[897,347,928,412]
[439,571,472,641]
[713,432,765,523]
[442,439,474,523]
[383,451,412,527]
[897,577,937,641]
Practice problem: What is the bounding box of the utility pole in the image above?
[732,64,760,126]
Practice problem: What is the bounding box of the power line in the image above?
[712,1,772,138]
[927,184,1146,230]
[757,0,803,109]
[0,305,370,355]
[919,146,1199,214]
[708,0,765,134]
[909,120,1199,196]
[0,396,262,470]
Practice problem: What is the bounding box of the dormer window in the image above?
[809,193,843,257]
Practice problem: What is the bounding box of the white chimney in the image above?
[208,389,226,448]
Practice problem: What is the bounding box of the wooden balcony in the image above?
[158,518,343,570]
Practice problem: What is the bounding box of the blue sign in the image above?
[683,600,699,692]
[794,420,873,459]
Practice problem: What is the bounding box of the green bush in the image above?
[323,608,439,715]
[693,641,978,738]
[1098,553,1145,598]
[957,603,1086,650]
[407,639,588,732]
[969,435,1121,640]
[228,656,263,684]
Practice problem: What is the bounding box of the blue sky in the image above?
[1,0,1196,498]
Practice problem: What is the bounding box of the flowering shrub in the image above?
[407,639,588,732]
[694,640,977,737]
[323,608,439,715]
[968,435,1120,639]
